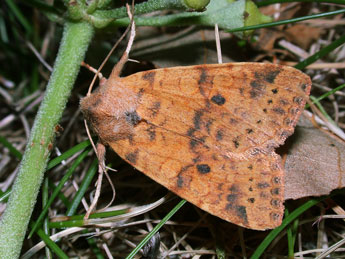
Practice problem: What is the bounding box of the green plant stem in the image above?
[0,21,94,258]
[92,0,202,20]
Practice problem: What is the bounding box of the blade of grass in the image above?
[126,199,187,259]
[23,224,69,259]
[257,0,345,7]
[47,139,91,170]
[47,180,71,207]
[29,147,92,238]
[4,0,32,34]
[250,197,325,259]
[286,208,299,259]
[310,96,336,125]
[0,135,23,160]
[306,83,345,109]
[228,8,345,33]
[66,158,98,216]
[42,178,52,259]
[0,189,11,203]
[295,34,345,70]
[50,208,130,229]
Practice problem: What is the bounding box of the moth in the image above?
[80,60,311,230]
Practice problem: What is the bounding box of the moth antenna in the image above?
[214,24,223,64]
[81,61,104,81]
[109,3,136,78]
[86,5,135,95]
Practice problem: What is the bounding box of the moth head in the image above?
[80,82,140,143]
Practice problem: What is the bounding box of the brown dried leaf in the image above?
[284,115,345,200]
[285,24,324,49]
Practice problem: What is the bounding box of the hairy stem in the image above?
[0,21,94,258]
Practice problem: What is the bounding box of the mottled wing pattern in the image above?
[109,63,311,230]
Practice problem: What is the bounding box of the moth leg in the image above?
[84,143,106,219]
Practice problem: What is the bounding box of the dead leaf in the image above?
[284,114,345,200]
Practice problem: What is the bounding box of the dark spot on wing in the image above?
[146,125,156,141]
[149,102,161,117]
[193,110,204,130]
[229,184,239,193]
[227,194,237,203]
[261,69,280,83]
[177,165,193,188]
[236,206,248,224]
[248,198,255,203]
[187,127,206,150]
[271,188,280,195]
[301,83,308,91]
[137,88,145,98]
[267,99,273,104]
[197,67,213,96]
[250,89,259,99]
[284,118,292,126]
[272,88,278,94]
[280,98,289,106]
[293,96,304,105]
[290,107,300,115]
[246,128,253,134]
[239,88,244,96]
[205,119,214,134]
[187,127,196,137]
[271,212,281,222]
[273,107,285,115]
[125,150,139,165]
[272,177,281,184]
[211,94,226,105]
[125,111,141,126]
[250,80,266,99]
[216,129,223,141]
[233,139,239,148]
[250,80,262,89]
[142,71,156,87]
[271,199,281,208]
[257,182,270,189]
[177,176,183,188]
[196,164,211,174]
